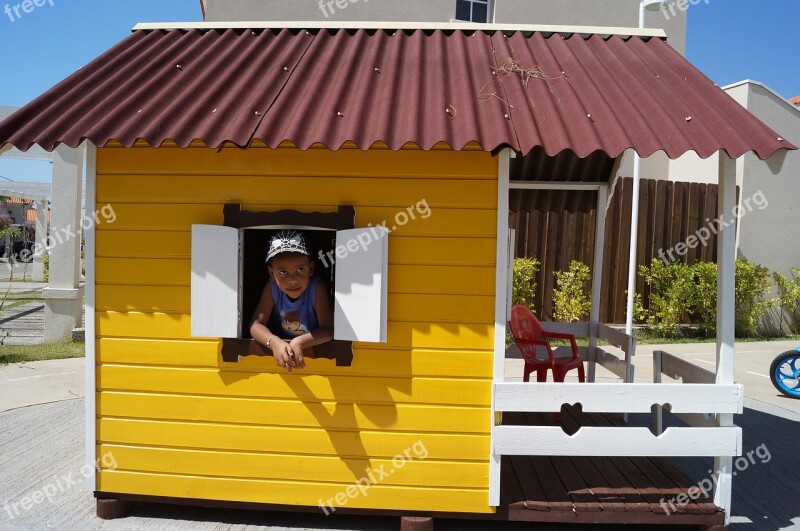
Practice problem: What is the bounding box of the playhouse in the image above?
[0,21,794,529]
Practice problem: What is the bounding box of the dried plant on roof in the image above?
[492,57,564,90]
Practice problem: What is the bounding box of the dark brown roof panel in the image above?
[0,27,795,160]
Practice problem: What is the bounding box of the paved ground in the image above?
[0,281,47,346]
[1,341,798,530]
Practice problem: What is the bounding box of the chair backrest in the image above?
[509,304,544,341]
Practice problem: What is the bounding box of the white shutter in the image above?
[191,225,240,338]
[334,227,389,342]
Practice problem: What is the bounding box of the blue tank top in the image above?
[269,276,320,340]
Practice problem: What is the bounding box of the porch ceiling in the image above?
[0,26,795,160]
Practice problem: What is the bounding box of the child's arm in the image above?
[286,281,334,360]
[249,283,300,373]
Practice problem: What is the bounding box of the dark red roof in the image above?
[0,27,794,160]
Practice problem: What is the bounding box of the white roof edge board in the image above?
[132,20,667,39]
[723,79,800,116]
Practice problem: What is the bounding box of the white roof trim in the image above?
[723,79,800,116]
[132,20,666,39]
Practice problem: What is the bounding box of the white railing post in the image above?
[588,185,608,383]
[653,350,663,435]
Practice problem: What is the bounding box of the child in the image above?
[250,230,333,373]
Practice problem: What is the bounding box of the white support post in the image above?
[626,154,641,335]
[489,149,511,507]
[83,143,97,490]
[714,152,737,524]
[33,199,48,281]
[43,144,84,343]
[588,185,608,383]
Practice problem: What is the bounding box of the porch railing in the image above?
[497,326,743,458]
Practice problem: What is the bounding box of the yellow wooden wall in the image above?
[94,142,498,513]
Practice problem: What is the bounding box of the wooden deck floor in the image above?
[500,408,726,527]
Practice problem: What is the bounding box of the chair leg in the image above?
[578,363,586,383]
[537,368,548,382]
[523,365,532,382]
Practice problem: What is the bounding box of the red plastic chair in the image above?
[509,304,586,383]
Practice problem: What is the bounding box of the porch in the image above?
[497,321,734,528]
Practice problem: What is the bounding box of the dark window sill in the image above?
[221,339,354,367]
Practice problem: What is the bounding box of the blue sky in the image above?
[1,0,797,183]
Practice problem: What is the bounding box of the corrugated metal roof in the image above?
[0,27,795,160]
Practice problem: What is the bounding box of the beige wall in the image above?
[203,0,687,54]
[734,83,800,280]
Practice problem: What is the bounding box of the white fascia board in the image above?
[132,21,666,40]
[722,79,800,116]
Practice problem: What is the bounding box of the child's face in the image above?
[269,253,314,298]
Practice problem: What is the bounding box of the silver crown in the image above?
[266,230,309,262]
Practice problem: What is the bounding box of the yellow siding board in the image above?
[96,312,192,340]
[99,203,495,238]
[98,175,497,208]
[97,339,493,378]
[96,231,191,259]
[97,313,494,350]
[97,146,495,180]
[96,258,191,286]
[95,204,222,231]
[389,265,495,295]
[96,232,495,267]
[97,366,491,407]
[97,392,489,434]
[97,471,492,513]
[95,286,494,323]
[97,260,494,296]
[97,419,490,461]
[97,445,488,488]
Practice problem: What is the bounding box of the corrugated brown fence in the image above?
[510,177,723,324]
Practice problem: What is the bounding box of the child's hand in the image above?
[288,338,307,370]
[270,338,306,373]
[271,339,298,374]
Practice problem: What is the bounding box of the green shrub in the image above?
[638,259,697,337]
[692,261,718,335]
[772,268,800,333]
[624,291,648,324]
[553,260,592,322]
[638,258,779,337]
[512,257,540,308]
[734,259,775,337]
